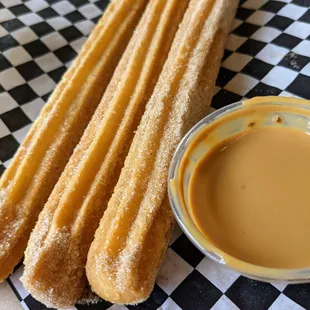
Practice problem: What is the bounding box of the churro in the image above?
[86,0,238,304]
[0,0,148,282]
[21,0,189,307]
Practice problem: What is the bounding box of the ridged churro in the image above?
[0,0,148,282]
[86,0,238,304]
[21,0,189,307]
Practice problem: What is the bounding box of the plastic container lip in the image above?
[168,96,310,283]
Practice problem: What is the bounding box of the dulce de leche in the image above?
[182,98,310,269]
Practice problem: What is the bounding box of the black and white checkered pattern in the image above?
[1,0,310,309]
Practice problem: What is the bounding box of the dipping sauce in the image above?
[189,125,310,269]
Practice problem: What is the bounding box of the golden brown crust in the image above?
[0,0,148,282]
[86,0,238,304]
[21,0,189,308]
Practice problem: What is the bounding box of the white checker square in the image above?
[13,124,32,144]
[269,294,304,310]
[293,40,310,58]
[35,53,63,72]
[0,68,25,90]
[0,25,8,38]
[19,13,44,26]
[0,93,18,114]
[225,34,247,51]
[79,3,102,20]
[42,32,67,51]
[285,21,310,39]
[222,53,252,72]
[47,16,71,31]
[29,74,56,96]
[156,248,193,295]
[25,0,49,12]
[3,46,32,66]
[242,0,268,9]
[224,73,259,96]
[262,66,298,89]
[52,0,76,15]
[75,20,95,36]
[196,257,240,292]
[279,90,301,98]
[301,63,310,77]
[21,301,30,310]
[251,27,282,43]
[70,37,87,53]
[4,159,12,168]
[108,305,128,310]
[0,9,15,22]
[211,295,239,310]
[8,266,29,300]
[271,282,288,292]
[0,120,10,139]
[246,11,275,26]
[11,27,38,45]
[256,44,289,65]
[278,4,307,20]
[21,98,46,122]
[213,86,221,96]
[230,19,243,32]
[160,298,182,310]
[1,0,22,7]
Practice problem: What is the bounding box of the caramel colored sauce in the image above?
[189,126,310,269]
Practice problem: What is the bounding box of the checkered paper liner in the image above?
[0,0,310,309]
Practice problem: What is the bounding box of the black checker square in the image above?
[237,39,267,56]
[299,10,310,24]
[233,22,260,37]
[95,0,110,11]
[225,277,280,310]
[236,7,255,20]
[59,26,83,42]
[0,54,12,72]
[279,52,310,71]
[9,4,31,16]
[292,0,310,7]
[242,58,273,80]
[260,1,286,13]
[37,7,59,19]
[245,82,282,98]
[0,108,31,132]
[0,165,5,177]
[127,285,168,310]
[65,11,85,23]
[283,284,310,310]
[54,45,78,63]
[171,234,204,268]
[9,84,38,105]
[0,135,19,162]
[31,22,55,38]
[24,294,55,310]
[211,89,243,109]
[216,67,237,87]
[267,15,294,31]
[16,61,44,81]
[0,35,19,52]
[1,19,25,32]
[272,33,302,49]
[24,40,50,58]
[70,0,90,7]
[171,270,222,310]
[48,66,67,83]
[286,74,310,99]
